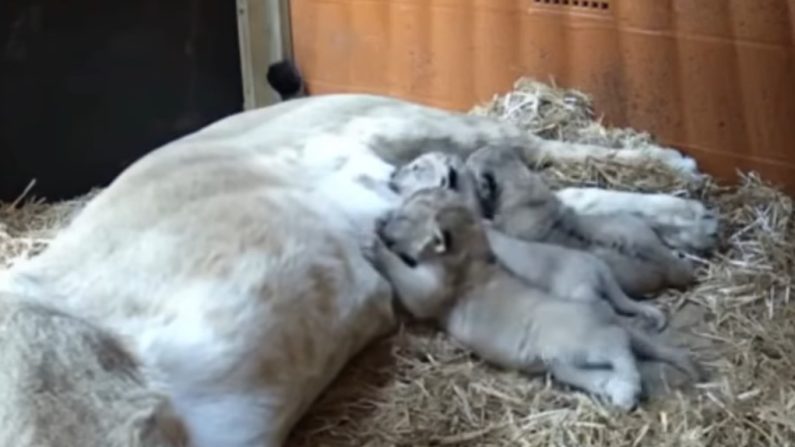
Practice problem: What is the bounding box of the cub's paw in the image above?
[670,349,708,383]
[364,216,390,267]
[603,375,642,411]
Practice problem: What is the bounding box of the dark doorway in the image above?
[1,0,244,200]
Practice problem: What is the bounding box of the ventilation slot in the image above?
[533,0,610,11]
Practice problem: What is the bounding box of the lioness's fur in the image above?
[0,93,717,446]
[0,294,187,447]
[466,145,697,296]
[375,187,703,410]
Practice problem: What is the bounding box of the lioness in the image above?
[0,93,717,446]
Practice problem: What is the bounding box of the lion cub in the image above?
[374,187,702,410]
[465,145,696,297]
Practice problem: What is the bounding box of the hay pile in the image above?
[1,79,794,446]
[0,184,98,269]
[470,78,657,150]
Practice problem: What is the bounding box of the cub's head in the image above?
[390,151,484,215]
[378,187,483,267]
[390,152,465,197]
[465,145,551,218]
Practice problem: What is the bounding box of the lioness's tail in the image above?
[266,59,305,101]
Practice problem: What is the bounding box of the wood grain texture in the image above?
[290,0,795,193]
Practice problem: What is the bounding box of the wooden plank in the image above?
[237,0,293,109]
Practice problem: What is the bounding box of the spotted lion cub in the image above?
[373,187,702,410]
[465,145,697,297]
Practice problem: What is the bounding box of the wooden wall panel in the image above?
[290,0,795,193]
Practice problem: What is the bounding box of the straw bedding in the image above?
[2,79,793,446]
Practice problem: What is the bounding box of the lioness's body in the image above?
[0,94,543,447]
[0,294,187,447]
[0,94,715,446]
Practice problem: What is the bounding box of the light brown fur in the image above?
[375,188,703,410]
[0,294,188,447]
[466,145,696,297]
[0,94,715,445]
[0,94,536,447]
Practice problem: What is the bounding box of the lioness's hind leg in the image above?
[555,188,719,254]
[531,139,699,176]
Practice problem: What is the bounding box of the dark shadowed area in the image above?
[0,0,243,201]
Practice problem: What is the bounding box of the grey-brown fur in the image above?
[466,145,696,296]
[0,93,714,445]
[486,229,667,331]
[0,294,188,447]
[374,187,703,410]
